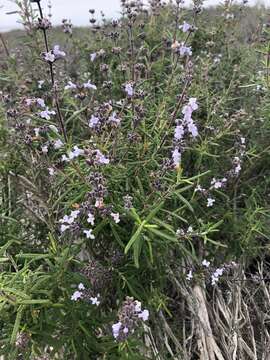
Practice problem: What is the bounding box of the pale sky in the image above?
[0,0,267,32]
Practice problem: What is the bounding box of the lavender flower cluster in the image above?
[112,297,149,341]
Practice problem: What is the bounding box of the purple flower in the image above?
[87,213,95,226]
[174,124,184,140]
[44,51,55,62]
[90,52,97,62]
[134,301,142,312]
[138,309,149,321]
[95,150,110,165]
[48,167,55,176]
[211,267,225,285]
[41,145,48,154]
[172,148,181,168]
[36,98,46,108]
[53,45,66,59]
[179,21,192,32]
[90,295,100,306]
[71,290,82,301]
[109,112,121,126]
[179,44,192,57]
[207,197,215,207]
[233,157,241,175]
[83,80,97,90]
[88,115,100,128]
[62,146,84,161]
[125,83,134,97]
[111,212,120,223]
[182,105,192,122]
[202,259,210,267]
[210,177,227,189]
[25,98,34,106]
[181,98,199,137]
[78,283,85,290]
[60,224,70,233]
[38,80,45,88]
[187,120,198,137]
[188,98,198,111]
[53,139,64,150]
[186,269,193,281]
[64,81,77,90]
[83,229,95,239]
[39,107,56,120]
[112,322,122,339]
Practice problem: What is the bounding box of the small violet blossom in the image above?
[207,197,215,207]
[59,209,80,232]
[62,146,84,162]
[125,83,133,97]
[210,177,227,189]
[211,267,225,285]
[44,51,55,62]
[90,52,97,62]
[87,213,95,226]
[78,283,85,290]
[41,145,48,154]
[111,212,120,224]
[43,45,65,63]
[233,157,241,175]
[83,80,97,90]
[202,259,210,268]
[179,21,192,32]
[90,295,100,306]
[38,80,45,89]
[53,45,66,58]
[48,167,55,176]
[112,322,122,339]
[53,139,64,150]
[36,98,46,108]
[186,269,193,281]
[39,107,56,120]
[109,112,121,126]
[179,44,192,57]
[64,81,77,90]
[71,290,82,301]
[95,150,109,165]
[83,229,95,239]
[174,124,184,140]
[88,115,100,128]
[138,309,149,321]
[172,148,181,168]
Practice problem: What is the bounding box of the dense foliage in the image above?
[1,0,270,358]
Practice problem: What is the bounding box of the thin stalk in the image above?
[36,1,68,142]
[0,33,10,57]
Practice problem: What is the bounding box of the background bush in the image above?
[1,0,270,358]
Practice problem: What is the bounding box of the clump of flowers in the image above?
[71,283,100,306]
[42,45,66,63]
[172,97,199,168]
[112,297,149,341]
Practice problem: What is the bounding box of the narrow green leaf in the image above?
[125,220,146,254]
[10,305,24,344]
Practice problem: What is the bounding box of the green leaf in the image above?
[125,220,146,254]
[10,305,24,344]
[174,192,194,213]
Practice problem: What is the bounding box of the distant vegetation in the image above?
[1,0,270,359]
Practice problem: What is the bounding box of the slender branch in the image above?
[36,1,68,142]
[0,33,10,57]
